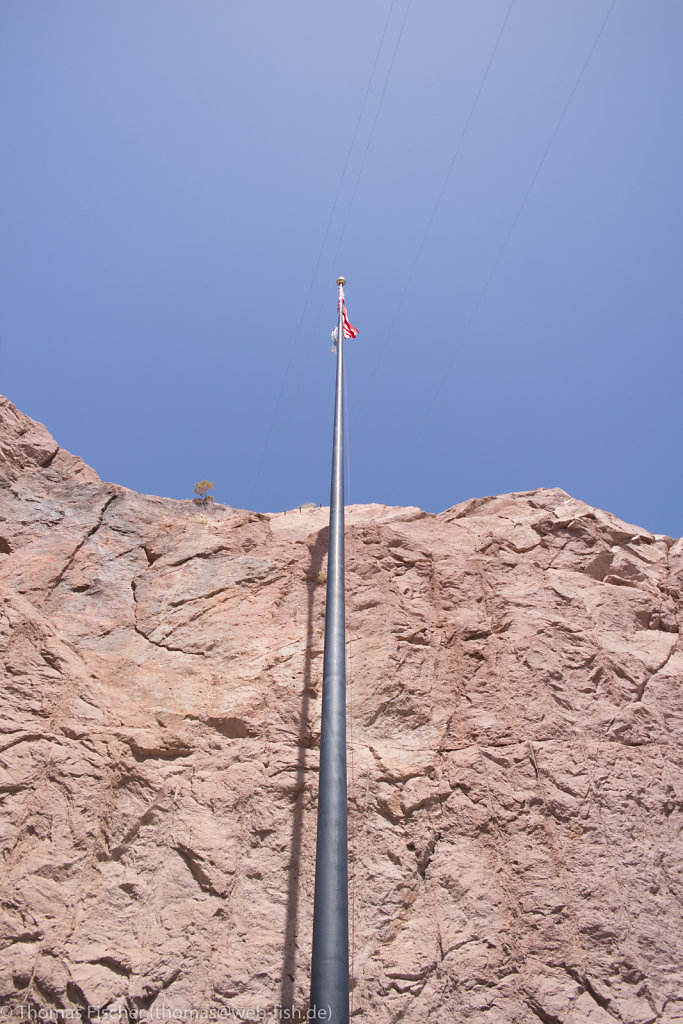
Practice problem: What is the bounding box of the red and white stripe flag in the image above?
[338,284,359,339]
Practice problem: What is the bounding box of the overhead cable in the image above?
[248,0,398,509]
[263,0,413,509]
[355,0,516,424]
[390,0,617,494]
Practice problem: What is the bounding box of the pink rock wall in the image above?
[1,395,682,1023]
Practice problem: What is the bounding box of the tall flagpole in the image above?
[310,278,350,1024]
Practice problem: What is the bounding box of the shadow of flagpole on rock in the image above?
[280,528,328,1013]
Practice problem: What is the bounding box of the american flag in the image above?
[338,284,359,339]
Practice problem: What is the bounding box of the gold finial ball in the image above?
[336,276,346,286]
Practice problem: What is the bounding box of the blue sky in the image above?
[1,1,682,536]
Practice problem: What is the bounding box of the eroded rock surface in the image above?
[1,394,682,1023]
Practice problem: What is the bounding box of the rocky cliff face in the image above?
[0,394,682,1024]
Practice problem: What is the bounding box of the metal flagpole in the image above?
[310,277,350,1024]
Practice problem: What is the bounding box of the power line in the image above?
[248,0,398,510]
[308,0,415,343]
[327,0,414,275]
[263,0,413,509]
[390,0,617,494]
[355,0,516,424]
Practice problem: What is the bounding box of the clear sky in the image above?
[1,1,682,537]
